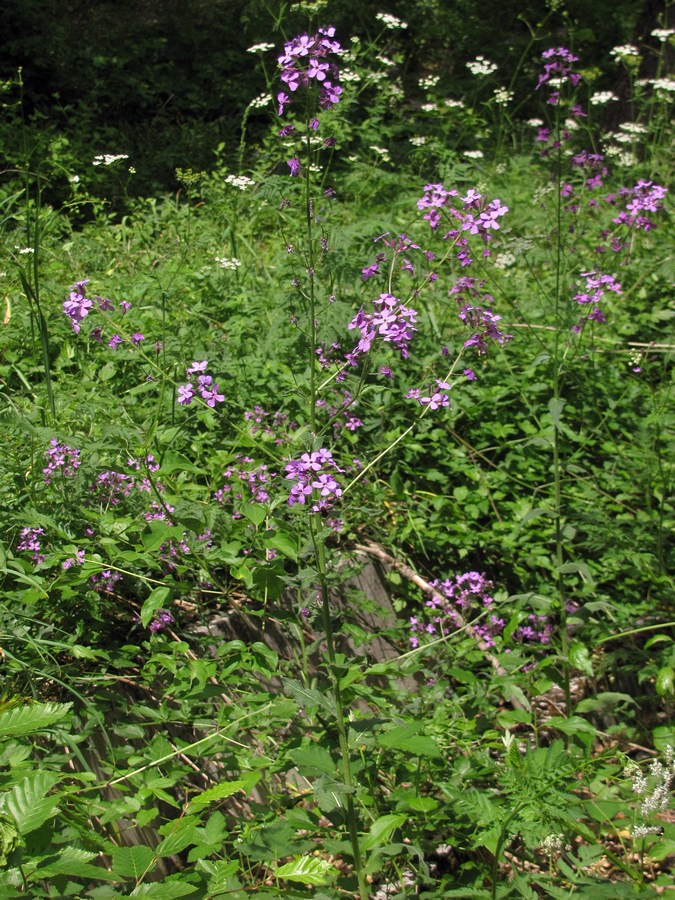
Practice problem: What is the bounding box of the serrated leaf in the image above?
[188,781,247,811]
[287,745,335,776]
[0,702,71,738]
[155,822,198,857]
[140,586,172,628]
[130,880,199,897]
[111,844,156,880]
[282,679,336,715]
[361,813,407,852]
[35,846,117,880]
[0,771,61,834]
[274,855,338,885]
[377,723,442,758]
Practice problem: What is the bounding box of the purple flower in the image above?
[464,368,477,381]
[43,438,81,484]
[200,383,225,407]
[17,527,46,565]
[63,280,93,332]
[187,360,208,375]
[287,157,302,177]
[177,383,195,406]
[277,27,342,118]
[131,332,144,346]
[108,334,122,350]
[285,448,343,509]
[149,609,175,633]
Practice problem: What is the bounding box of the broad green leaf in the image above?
[264,529,298,561]
[0,815,19,866]
[140,585,172,627]
[287,745,335,776]
[34,846,117,880]
[361,813,407,852]
[548,397,565,428]
[275,855,338,885]
[546,715,598,737]
[282,679,336,715]
[0,771,61,834]
[239,502,267,526]
[377,723,442,758]
[655,666,674,696]
[0,702,71,738]
[653,725,675,751]
[569,642,593,676]
[111,844,156,880]
[188,781,246,810]
[130,880,199,897]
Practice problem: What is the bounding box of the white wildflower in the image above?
[215,257,241,270]
[526,117,544,126]
[340,68,361,83]
[445,98,464,108]
[92,154,129,166]
[249,94,271,109]
[421,102,436,112]
[633,824,662,838]
[651,28,675,42]
[69,174,80,183]
[494,252,516,269]
[463,149,484,159]
[247,42,275,53]
[619,121,648,135]
[467,55,497,76]
[540,833,565,855]
[376,55,396,68]
[493,87,513,106]
[376,12,407,29]
[15,246,34,254]
[590,91,619,105]
[610,44,640,59]
[370,146,391,161]
[225,174,255,190]
[650,78,675,93]
[409,136,427,146]
[419,74,440,90]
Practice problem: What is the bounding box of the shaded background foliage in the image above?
[0,0,662,197]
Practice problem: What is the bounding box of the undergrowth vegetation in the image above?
[0,4,673,897]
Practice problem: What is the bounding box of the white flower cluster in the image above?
[540,833,566,855]
[619,121,649,135]
[651,28,675,42]
[376,55,396,68]
[445,98,464,108]
[215,256,241,270]
[526,117,544,127]
[15,246,34,254]
[409,135,427,146]
[225,174,255,190]
[493,87,513,106]
[419,74,440,90]
[340,68,362,83]
[610,44,640,59]
[247,42,275,53]
[626,746,675,839]
[494,251,516,269]
[92,154,129,166]
[421,102,436,112]
[604,145,637,167]
[463,149,484,159]
[376,12,407,29]
[590,91,619,105]
[466,55,497,77]
[649,78,675,93]
[369,145,391,161]
[249,94,271,109]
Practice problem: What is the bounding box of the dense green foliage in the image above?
[0,2,673,897]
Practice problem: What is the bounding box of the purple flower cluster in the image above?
[62,549,85,570]
[536,47,581,104]
[43,438,81,485]
[244,406,294,443]
[177,360,225,408]
[410,571,504,649]
[450,277,513,355]
[90,569,123,593]
[407,380,452,410]
[63,279,143,348]
[571,271,622,332]
[277,27,342,116]
[612,180,668,232]
[347,293,418,362]
[417,186,508,264]
[214,455,278,507]
[17,527,46,565]
[149,609,175,634]
[285,449,343,510]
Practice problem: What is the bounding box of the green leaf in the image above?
[361,813,407,852]
[0,815,19,866]
[264,529,298,561]
[282,679,336,715]
[155,822,198,857]
[274,855,338,885]
[111,844,156,880]
[546,715,598,737]
[140,586,172,628]
[0,771,61,834]
[0,702,71,738]
[569,642,594,676]
[548,397,565,428]
[35,846,117,880]
[655,666,674,696]
[130,880,199,897]
[188,781,247,811]
[239,502,267,526]
[377,723,442,758]
[287,745,335,776]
